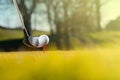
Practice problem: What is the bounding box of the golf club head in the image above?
[23,35,49,48]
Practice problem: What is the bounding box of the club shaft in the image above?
[13,0,30,37]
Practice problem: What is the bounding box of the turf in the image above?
[0,49,120,80]
[0,28,49,41]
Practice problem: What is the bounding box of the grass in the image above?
[0,28,49,41]
[0,29,23,40]
[1,28,120,49]
[1,29,120,80]
[0,49,120,80]
[80,31,120,48]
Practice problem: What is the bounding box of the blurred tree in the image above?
[95,0,113,31]
[44,0,54,36]
[106,17,120,31]
[44,0,76,49]
[17,0,37,35]
[0,0,113,50]
[71,0,97,34]
[95,0,101,31]
[44,0,98,49]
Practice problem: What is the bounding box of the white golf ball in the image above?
[38,35,49,47]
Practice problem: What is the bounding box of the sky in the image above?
[101,0,120,28]
[0,0,120,30]
[0,3,50,31]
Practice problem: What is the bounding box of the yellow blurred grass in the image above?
[0,49,120,80]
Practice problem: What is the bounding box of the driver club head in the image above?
[23,34,49,48]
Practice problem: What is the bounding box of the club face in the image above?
[23,37,35,48]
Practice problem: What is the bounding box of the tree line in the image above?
[0,0,110,50]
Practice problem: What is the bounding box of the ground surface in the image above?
[0,49,120,80]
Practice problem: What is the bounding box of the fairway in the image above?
[1,0,120,80]
[0,49,120,80]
